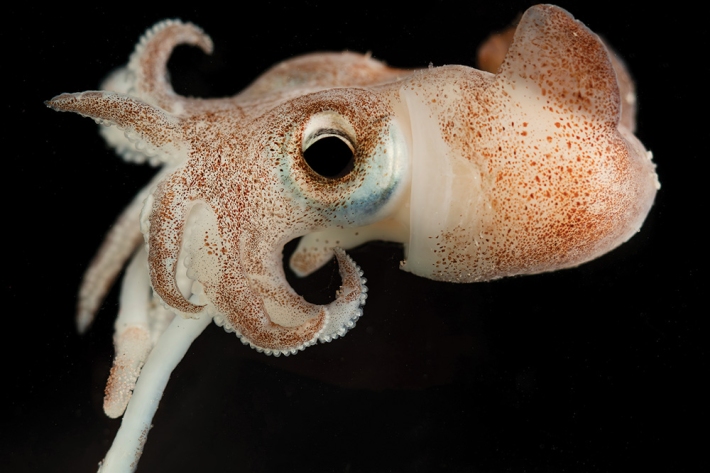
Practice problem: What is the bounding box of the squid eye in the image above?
[302,111,358,180]
[303,131,355,179]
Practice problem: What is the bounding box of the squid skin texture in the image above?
[46,5,657,473]
[48,7,657,356]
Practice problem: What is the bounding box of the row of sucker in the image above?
[318,248,368,343]
[210,248,366,355]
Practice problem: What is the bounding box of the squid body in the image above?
[47,5,658,472]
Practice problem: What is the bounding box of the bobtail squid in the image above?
[46,4,658,472]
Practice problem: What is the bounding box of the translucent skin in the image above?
[293,6,658,283]
[46,6,657,472]
[47,3,658,373]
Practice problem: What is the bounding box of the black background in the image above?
[5,1,704,472]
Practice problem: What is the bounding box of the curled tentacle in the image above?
[141,168,205,314]
[183,201,367,355]
[213,280,327,356]
[318,248,368,343]
[128,19,214,112]
[210,247,367,355]
[140,162,370,355]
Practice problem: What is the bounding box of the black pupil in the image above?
[303,136,355,179]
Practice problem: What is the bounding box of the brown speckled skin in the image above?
[48,24,398,354]
[47,6,656,353]
[398,7,656,282]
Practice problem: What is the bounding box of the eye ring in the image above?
[302,112,358,180]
